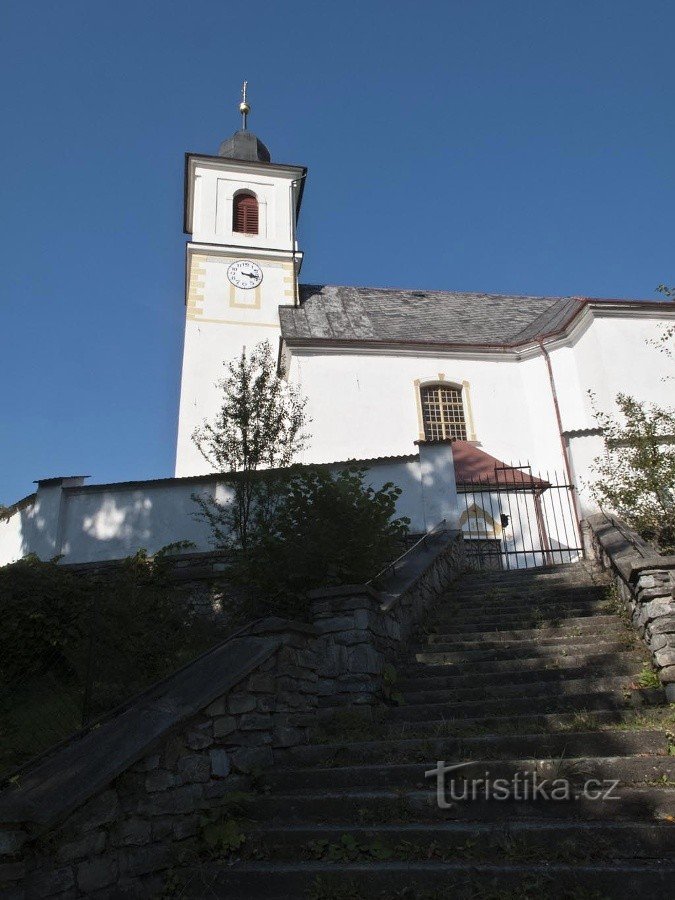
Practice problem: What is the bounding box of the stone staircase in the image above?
[179,562,675,899]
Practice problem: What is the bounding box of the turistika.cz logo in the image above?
[425,761,621,807]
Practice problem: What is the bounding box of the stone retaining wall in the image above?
[0,532,466,897]
[0,619,318,898]
[63,551,239,622]
[585,514,675,700]
[310,529,466,705]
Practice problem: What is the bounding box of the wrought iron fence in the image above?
[459,463,583,571]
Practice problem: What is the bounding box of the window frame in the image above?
[413,372,478,444]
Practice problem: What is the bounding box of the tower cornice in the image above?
[183,152,307,236]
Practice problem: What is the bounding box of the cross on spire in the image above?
[239,80,250,130]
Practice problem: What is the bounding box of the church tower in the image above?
[175,85,307,476]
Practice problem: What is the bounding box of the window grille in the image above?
[421,384,467,440]
[233,192,259,234]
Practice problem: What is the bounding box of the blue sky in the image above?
[1,0,673,502]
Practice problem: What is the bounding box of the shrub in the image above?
[589,392,675,552]
[225,466,410,616]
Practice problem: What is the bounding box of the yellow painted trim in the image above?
[413,378,425,441]
[462,379,477,441]
[186,254,207,316]
[459,503,502,538]
[229,282,261,310]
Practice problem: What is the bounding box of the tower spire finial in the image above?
[239,80,250,130]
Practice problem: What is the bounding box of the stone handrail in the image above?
[0,617,319,895]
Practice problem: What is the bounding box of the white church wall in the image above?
[190,162,298,251]
[549,311,674,512]
[552,312,674,428]
[1,449,456,566]
[279,309,672,521]
[0,501,32,565]
[176,316,282,478]
[575,314,674,410]
[289,350,565,476]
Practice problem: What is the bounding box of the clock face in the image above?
[227,260,263,289]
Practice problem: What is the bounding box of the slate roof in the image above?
[279,284,588,348]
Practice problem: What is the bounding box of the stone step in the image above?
[435,612,623,635]
[422,628,630,653]
[396,650,647,691]
[457,564,597,583]
[174,859,675,900]
[240,820,675,862]
[441,585,609,606]
[402,674,639,706]
[415,636,635,664]
[264,755,674,793]
[432,610,615,632]
[386,707,671,739]
[434,601,613,625]
[216,785,675,825]
[424,618,626,643]
[400,649,647,678]
[283,729,668,768]
[384,690,640,723]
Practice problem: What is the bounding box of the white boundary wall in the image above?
[0,444,458,566]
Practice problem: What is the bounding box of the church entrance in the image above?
[458,464,583,571]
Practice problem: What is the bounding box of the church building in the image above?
[175,94,675,522]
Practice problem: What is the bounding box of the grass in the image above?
[633,663,662,690]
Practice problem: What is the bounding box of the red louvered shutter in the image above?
[233,193,259,234]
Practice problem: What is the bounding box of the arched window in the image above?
[421,384,467,440]
[233,192,259,235]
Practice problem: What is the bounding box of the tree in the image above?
[192,341,309,551]
[191,344,410,615]
[649,285,675,374]
[589,392,675,551]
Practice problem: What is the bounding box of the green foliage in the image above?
[635,663,661,690]
[192,343,408,613]
[0,555,90,684]
[589,392,675,552]
[199,811,247,857]
[381,663,404,705]
[228,466,409,615]
[0,543,218,773]
[192,340,309,551]
[306,833,394,862]
[651,285,675,373]
[308,878,364,900]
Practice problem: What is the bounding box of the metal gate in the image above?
[459,463,583,570]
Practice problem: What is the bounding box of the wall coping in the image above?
[586,513,675,582]
[377,529,461,612]
[307,529,462,613]
[0,631,285,829]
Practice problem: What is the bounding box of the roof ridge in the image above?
[509,297,584,344]
[298,283,663,304]
[299,283,571,301]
